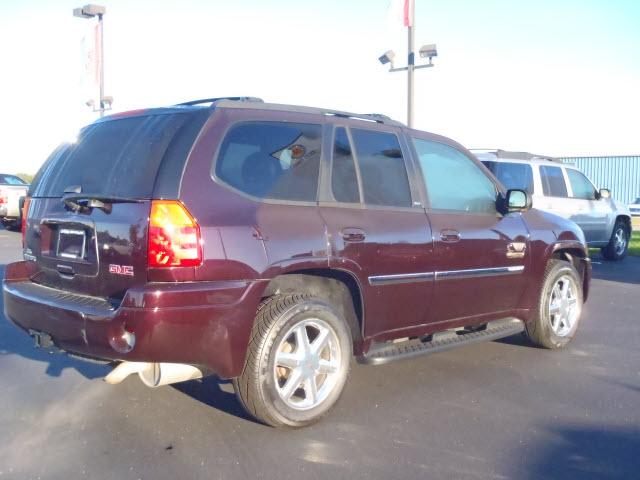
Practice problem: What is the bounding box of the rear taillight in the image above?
[148,200,202,268]
[0,189,7,205]
[21,196,31,248]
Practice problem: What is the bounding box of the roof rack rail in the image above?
[176,97,264,107]
[212,99,404,127]
[470,149,561,163]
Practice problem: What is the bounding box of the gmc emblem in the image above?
[109,264,134,276]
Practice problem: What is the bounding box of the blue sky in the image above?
[1,0,639,173]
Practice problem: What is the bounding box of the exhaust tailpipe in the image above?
[105,362,202,387]
[138,362,203,388]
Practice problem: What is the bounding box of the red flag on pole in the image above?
[403,0,414,27]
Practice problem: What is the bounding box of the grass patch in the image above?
[630,230,640,256]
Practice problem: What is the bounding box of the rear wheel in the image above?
[233,294,352,428]
[601,219,629,261]
[525,259,583,349]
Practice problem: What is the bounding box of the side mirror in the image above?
[502,189,531,213]
[598,188,611,199]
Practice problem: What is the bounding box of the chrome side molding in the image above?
[368,266,524,286]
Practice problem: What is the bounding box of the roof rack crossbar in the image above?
[177,97,264,107]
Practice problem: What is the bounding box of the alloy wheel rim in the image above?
[614,228,627,256]
[548,275,580,337]
[273,318,342,411]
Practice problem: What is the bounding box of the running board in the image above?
[358,318,525,366]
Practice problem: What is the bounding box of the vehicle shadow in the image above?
[519,424,640,479]
[0,265,110,380]
[171,377,258,424]
[589,252,640,285]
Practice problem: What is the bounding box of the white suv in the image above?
[474,150,633,261]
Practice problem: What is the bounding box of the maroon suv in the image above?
[3,98,591,427]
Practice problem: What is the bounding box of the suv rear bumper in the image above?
[3,261,267,378]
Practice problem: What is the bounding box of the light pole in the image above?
[73,4,111,117]
[378,1,437,128]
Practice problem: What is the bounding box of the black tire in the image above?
[601,219,629,261]
[233,294,352,428]
[525,259,583,349]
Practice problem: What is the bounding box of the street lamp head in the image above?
[73,4,106,18]
[419,44,438,59]
[378,50,395,66]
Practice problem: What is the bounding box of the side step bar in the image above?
[358,318,525,366]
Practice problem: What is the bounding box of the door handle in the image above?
[341,228,366,243]
[440,229,461,243]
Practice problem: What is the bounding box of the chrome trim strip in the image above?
[435,265,525,280]
[368,272,435,286]
[368,265,525,286]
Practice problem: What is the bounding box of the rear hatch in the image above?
[24,109,208,303]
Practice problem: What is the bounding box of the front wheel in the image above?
[601,219,629,261]
[233,294,352,428]
[525,260,583,349]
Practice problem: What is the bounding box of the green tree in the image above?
[15,173,34,183]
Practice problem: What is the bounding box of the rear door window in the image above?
[215,122,322,202]
[540,165,568,197]
[566,169,596,200]
[32,113,194,198]
[350,129,411,207]
[331,128,360,203]
[481,161,534,194]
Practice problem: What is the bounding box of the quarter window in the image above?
[540,165,568,197]
[351,129,411,207]
[331,128,360,203]
[215,122,322,202]
[413,139,496,213]
[566,169,596,200]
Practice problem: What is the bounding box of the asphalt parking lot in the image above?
[0,227,638,480]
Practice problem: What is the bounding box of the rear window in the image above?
[540,165,568,197]
[31,113,195,198]
[215,122,322,202]
[481,161,534,194]
[0,174,27,185]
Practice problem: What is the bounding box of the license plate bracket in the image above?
[56,228,86,260]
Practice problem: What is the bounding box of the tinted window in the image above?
[567,169,596,200]
[413,139,496,213]
[481,161,534,194]
[540,165,568,197]
[351,129,411,207]
[215,122,321,202]
[0,174,27,185]
[32,114,193,198]
[331,128,359,203]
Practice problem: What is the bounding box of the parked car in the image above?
[629,197,640,216]
[0,173,29,230]
[3,98,591,427]
[474,150,633,261]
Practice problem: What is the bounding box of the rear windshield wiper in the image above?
[62,193,145,213]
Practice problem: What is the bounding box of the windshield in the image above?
[482,160,534,194]
[0,174,27,185]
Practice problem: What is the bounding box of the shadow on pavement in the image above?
[590,252,640,285]
[0,264,110,380]
[171,377,259,424]
[522,425,640,480]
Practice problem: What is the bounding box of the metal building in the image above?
[559,156,640,205]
